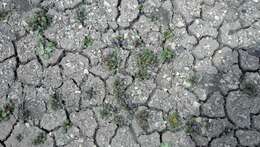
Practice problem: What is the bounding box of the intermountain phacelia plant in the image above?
[106,49,120,71]
[160,143,171,147]
[163,30,173,41]
[36,35,56,59]
[135,110,150,131]
[48,94,62,111]
[113,114,125,127]
[100,104,114,119]
[32,132,47,145]
[0,102,15,122]
[16,134,24,142]
[160,48,175,63]
[76,7,87,26]
[241,82,257,97]
[113,79,128,108]
[185,117,202,134]
[136,49,157,80]
[63,120,73,132]
[28,10,55,59]
[168,112,182,129]
[27,10,52,33]
[0,11,9,21]
[83,35,93,48]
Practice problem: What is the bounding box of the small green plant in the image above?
[160,48,175,63]
[16,134,24,142]
[185,117,201,134]
[160,143,171,147]
[63,120,72,132]
[135,110,150,131]
[28,11,54,59]
[150,15,159,22]
[84,87,95,100]
[241,82,257,97]
[113,115,125,127]
[187,74,199,86]
[114,35,124,41]
[106,50,120,71]
[113,79,125,99]
[113,79,128,107]
[23,110,31,121]
[138,5,144,12]
[32,132,47,145]
[0,102,15,122]
[0,11,9,21]
[136,49,157,80]
[112,35,127,47]
[134,39,143,47]
[168,112,182,129]
[27,10,51,33]
[137,49,157,69]
[36,35,56,59]
[100,104,114,119]
[163,30,173,40]
[0,109,9,121]
[83,35,93,48]
[48,95,62,111]
[76,7,87,26]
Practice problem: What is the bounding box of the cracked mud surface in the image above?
[0,0,260,147]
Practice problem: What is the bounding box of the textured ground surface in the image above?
[0,0,260,147]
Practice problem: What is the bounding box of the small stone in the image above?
[162,131,195,147]
[60,53,89,84]
[253,114,260,129]
[138,132,160,147]
[210,135,237,147]
[236,130,260,146]
[70,110,97,137]
[193,37,219,60]
[17,60,43,86]
[148,89,175,112]
[96,123,117,147]
[239,49,259,71]
[201,92,225,117]
[117,0,139,27]
[40,110,67,131]
[110,127,139,147]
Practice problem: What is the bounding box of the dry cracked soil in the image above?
[0,0,260,147]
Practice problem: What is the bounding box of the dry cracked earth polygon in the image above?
[0,0,260,147]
